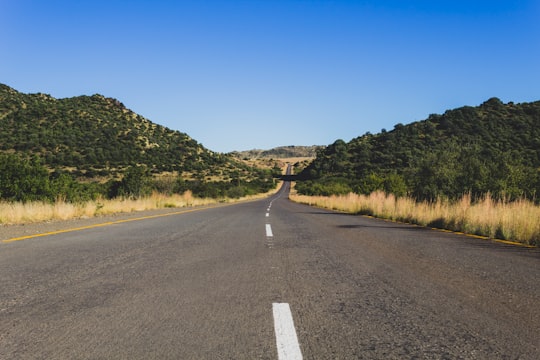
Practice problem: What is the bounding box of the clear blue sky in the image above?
[2,1,539,153]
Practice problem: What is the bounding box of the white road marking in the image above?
[266,224,273,237]
[266,213,270,217]
[273,303,303,360]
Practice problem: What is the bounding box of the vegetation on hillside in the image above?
[231,145,323,159]
[0,84,279,203]
[0,83,228,174]
[297,98,540,202]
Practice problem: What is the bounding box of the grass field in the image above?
[290,190,540,247]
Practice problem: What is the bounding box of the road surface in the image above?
[1,182,539,359]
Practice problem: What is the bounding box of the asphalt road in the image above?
[1,182,539,359]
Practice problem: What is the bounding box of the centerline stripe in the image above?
[266,224,273,237]
[273,303,303,360]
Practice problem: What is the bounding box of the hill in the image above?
[231,145,323,159]
[298,98,540,201]
[0,83,231,176]
[0,84,278,202]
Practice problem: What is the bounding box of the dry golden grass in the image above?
[290,190,540,246]
[0,185,281,226]
[278,157,315,165]
[238,156,313,172]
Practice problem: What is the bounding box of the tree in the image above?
[0,154,51,202]
[117,166,151,199]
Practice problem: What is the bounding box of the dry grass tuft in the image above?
[290,190,540,246]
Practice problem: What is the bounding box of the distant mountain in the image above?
[231,145,323,159]
[0,84,233,176]
[298,98,540,201]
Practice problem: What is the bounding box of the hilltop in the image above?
[298,98,540,201]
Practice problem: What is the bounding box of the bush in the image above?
[114,166,152,199]
[0,154,51,202]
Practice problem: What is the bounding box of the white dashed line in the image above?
[268,189,302,358]
[266,224,273,237]
[273,303,303,360]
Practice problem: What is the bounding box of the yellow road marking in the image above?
[2,204,231,244]
[427,225,536,248]
[492,238,536,248]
